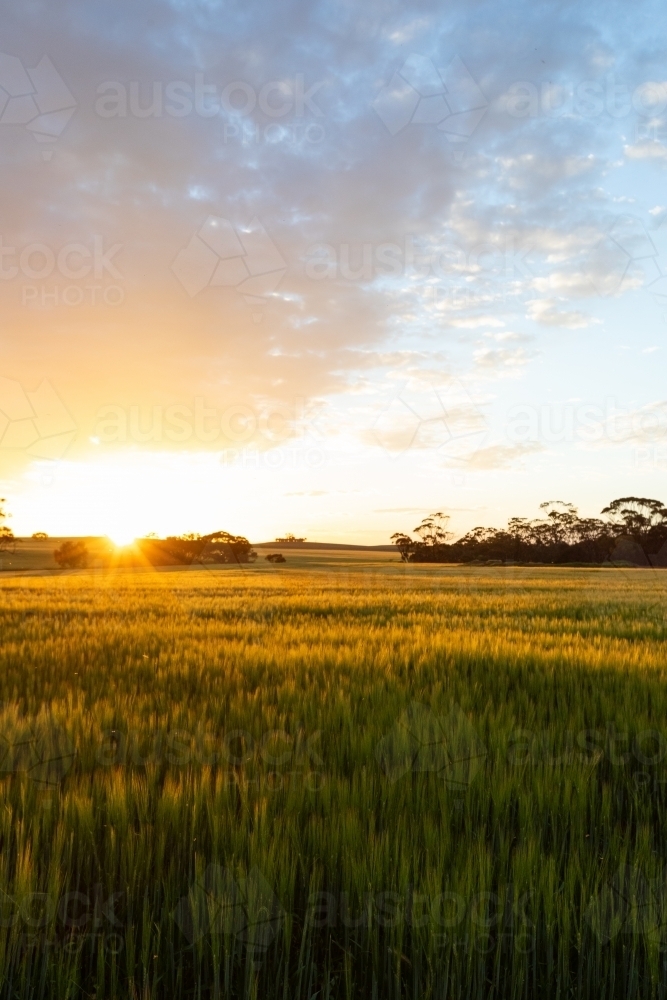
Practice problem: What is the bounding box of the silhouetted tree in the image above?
[203,531,257,564]
[132,531,256,566]
[391,497,667,565]
[390,532,414,562]
[414,512,452,546]
[54,540,89,569]
[0,499,16,554]
[601,497,667,548]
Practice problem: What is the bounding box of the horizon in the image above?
[4,490,665,554]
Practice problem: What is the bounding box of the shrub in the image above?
[54,540,89,569]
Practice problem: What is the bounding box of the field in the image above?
[0,558,667,999]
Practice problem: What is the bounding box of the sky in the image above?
[1,0,666,544]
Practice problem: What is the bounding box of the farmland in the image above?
[0,559,666,998]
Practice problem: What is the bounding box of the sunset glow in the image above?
[0,4,664,543]
[106,530,137,548]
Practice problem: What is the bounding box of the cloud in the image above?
[465,441,542,469]
[473,337,535,373]
[585,400,667,448]
[526,298,597,328]
[373,506,430,513]
[531,272,597,296]
[483,331,531,342]
[625,143,667,161]
[448,315,506,328]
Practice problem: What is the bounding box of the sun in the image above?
[107,529,137,548]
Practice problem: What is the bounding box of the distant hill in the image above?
[254,541,396,551]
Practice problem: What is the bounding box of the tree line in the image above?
[391,497,667,566]
[4,496,667,569]
[53,532,259,569]
[0,505,259,569]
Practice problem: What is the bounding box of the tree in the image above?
[265,553,286,563]
[390,532,414,562]
[391,513,452,563]
[600,497,667,562]
[413,512,452,546]
[202,531,257,564]
[391,496,666,565]
[32,531,48,539]
[0,499,16,554]
[162,533,206,564]
[601,497,667,539]
[275,534,306,543]
[136,531,257,566]
[54,540,89,569]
